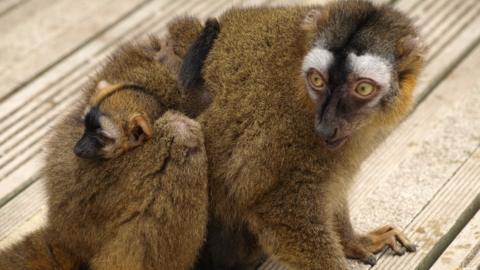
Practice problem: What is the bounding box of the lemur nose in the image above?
[315,122,338,141]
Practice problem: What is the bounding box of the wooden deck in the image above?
[0,0,479,269]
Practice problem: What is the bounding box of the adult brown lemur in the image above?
[177,1,425,269]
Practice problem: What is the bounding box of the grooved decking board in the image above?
[348,45,480,269]
[0,0,147,101]
[431,210,480,270]
[0,0,253,208]
[0,0,28,17]
[0,180,46,246]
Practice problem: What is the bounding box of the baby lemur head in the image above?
[74,80,161,159]
[301,0,424,150]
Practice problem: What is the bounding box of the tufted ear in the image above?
[396,35,426,74]
[128,113,153,145]
[301,8,325,31]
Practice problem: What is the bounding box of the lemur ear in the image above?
[397,35,426,73]
[397,35,425,58]
[301,8,324,31]
[90,80,124,106]
[96,80,112,90]
[128,113,153,145]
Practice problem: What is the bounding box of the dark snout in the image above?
[315,118,347,150]
[74,133,102,159]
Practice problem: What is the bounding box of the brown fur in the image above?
[0,109,209,270]
[187,2,424,269]
[48,109,208,270]
[0,229,85,270]
[0,17,211,270]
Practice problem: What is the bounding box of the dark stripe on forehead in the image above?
[325,1,381,55]
[84,107,102,132]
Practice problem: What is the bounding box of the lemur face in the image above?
[74,81,153,160]
[302,47,395,150]
[301,1,423,150]
[74,107,124,160]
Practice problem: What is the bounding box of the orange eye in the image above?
[354,81,376,97]
[308,70,326,90]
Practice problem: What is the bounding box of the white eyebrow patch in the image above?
[347,53,392,89]
[302,48,334,74]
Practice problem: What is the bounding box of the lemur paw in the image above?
[345,224,416,265]
[158,111,204,150]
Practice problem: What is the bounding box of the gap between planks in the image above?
[0,0,148,102]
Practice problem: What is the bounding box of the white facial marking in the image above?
[99,116,121,140]
[348,53,392,106]
[302,48,334,102]
[348,53,392,89]
[302,48,334,74]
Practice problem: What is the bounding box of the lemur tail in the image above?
[0,229,88,270]
[179,18,220,91]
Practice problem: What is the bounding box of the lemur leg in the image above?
[92,112,208,270]
[335,196,416,266]
[248,180,349,270]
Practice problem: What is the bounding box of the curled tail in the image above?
[179,18,220,91]
[0,229,88,270]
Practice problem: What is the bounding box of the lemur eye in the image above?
[354,81,376,97]
[307,70,326,91]
[97,129,115,142]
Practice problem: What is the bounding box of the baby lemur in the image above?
[0,17,217,270]
[75,18,219,160]
[176,1,424,269]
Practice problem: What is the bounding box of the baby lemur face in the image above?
[74,81,155,159]
[301,0,423,150]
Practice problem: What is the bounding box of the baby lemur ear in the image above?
[128,113,153,145]
[90,80,124,107]
[301,8,325,31]
[96,80,111,90]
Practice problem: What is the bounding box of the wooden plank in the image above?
[0,210,47,249]
[375,148,480,269]
[0,0,147,101]
[0,180,46,246]
[347,44,480,269]
[0,0,28,17]
[349,0,480,217]
[469,249,480,270]
[431,210,480,270]
[412,0,480,101]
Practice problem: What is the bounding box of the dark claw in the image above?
[363,255,377,266]
[405,244,417,252]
